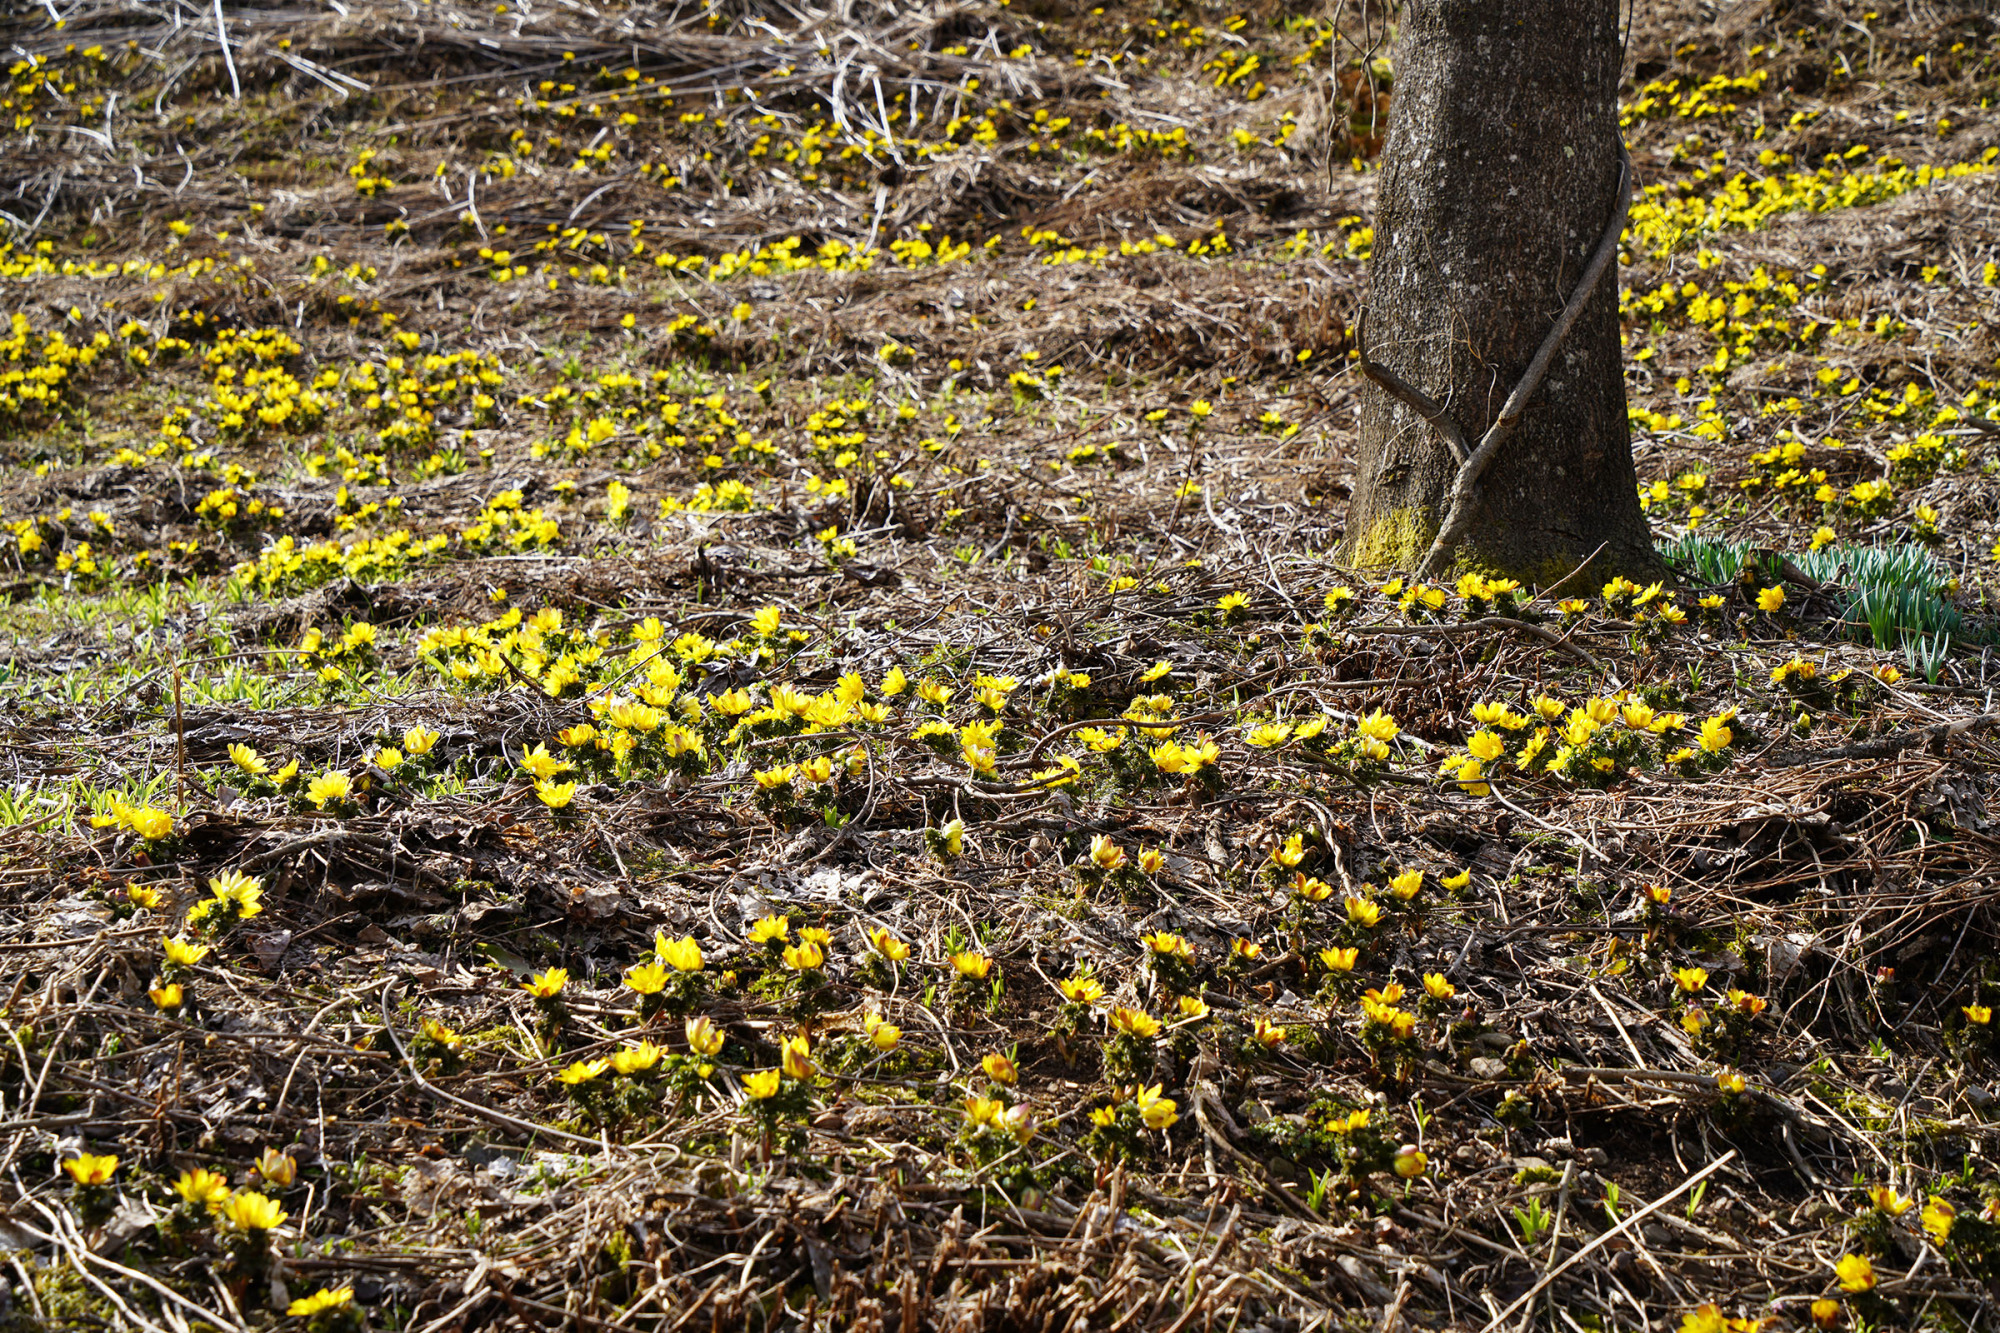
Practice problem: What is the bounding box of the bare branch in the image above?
[1414,144,1635,580]
[1355,306,1471,464]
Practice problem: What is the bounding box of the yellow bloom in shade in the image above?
[1231,938,1262,960]
[63,1153,118,1185]
[1135,1084,1179,1129]
[1389,869,1423,900]
[163,936,210,967]
[288,1289,354,1318]
[743,1069,783,1100]
[1392,1145,1428,1179]
[863,1012,901,1050]
[658,935,703,972]
[685,1015,725,1057]
[256,1148,296,1187]
[625,962,668,996]
[1178,995,1210,1019]
[150,982,184,1011]
[173,1167,231,1208]
[951,952,992,979]
[1809,1299,1840,1329]
[1834,1253,1875,1293]
[1138,847,1166,874]
[781,1035,814,1079]
[1673,966,1708,993]
[981,1052,1018,1085]
[1250,1017,1285,1047]
[1755,585,1786,613]
[1441,869,1471,890]
[523,967,568,998]
[1108,1006,1161,1039]
[1965,1003,1992,1025]
[782,940,825,971]
[1923,1197,1956,1243]
[1422,973,1456,1001]
[749,915,789,944]
[220,1191,287,1232]
[1346,895,1383,928]
[1320,947,1358,973]
[1058,973,1105,1004]
[869,927,910,961]
[1681,1007,1707,1035]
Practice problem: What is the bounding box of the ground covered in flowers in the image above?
[0,0,1997,1329]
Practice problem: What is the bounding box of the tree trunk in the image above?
[1343,0,1655,585]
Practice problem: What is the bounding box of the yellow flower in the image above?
[1137,847,1166,874]
[163,936,210,967]
[1755,585,1786,613]
[1809,1299,1840,1329]
[780,1035,814,1079]
[1346,895,1383,928]
[625,962,668,996]
[749,914,789,945]
[150,982,184,1011]
[1422,973,1456,1001]
[306,772,351,808]
[523,967,568,998]
[1270,832,1306,869]
[1452,758,1489,797]
[1293,873,1334,902]
[255,1148,297,1187]
[743,1069,783,1100]
[1714,1069,1746,1095]
[658,934,703,972]
[1356,709,1399,743]
[288,1288,354,1318]
[863,1012,901,1051]
[685,1015,725,1057]
[782,940,825,971]
[1320,947,1358,973]
[981,1052,1018,1085]
[1965,1003,1992,1025]
[1178,995,1210,1019]
[127,885,160,909]
[373,746,404,770]
[63,1153,118,1185]
[1250,1017,1285,1047]
[1392,1145,1428,1179]
[1923,1197,1956,1243]
[173,1167,231,1208]
[535,779,578,808]
[220,1190,287,1232]
[1834,1253,1875,1293]
[1140,931,1191,961]
[964,1096,1006,1127]
[951,951,992,979]
[880,666,908,696]
[229,743,268,775]
[1466,730,1505,763]
[1108,1006,1161,1039]
[1674,966,1709,993]
[1389,869,1423,900]
[1698,716,1733,752]
[128,807,173,840]
[1441,869,1471,891]
[1135,1084,1178,1129]
[1869,1185,1914,1216]
[403,726,440,755]
[1231,938,1262,960]
[1139,660,1172,683]
[612,1041,662,1075]
[207,869,263,919]
[1088,834,1127,871]
[1058,974,1105,1004]
[868,927,910,961]
[939,818,965,855]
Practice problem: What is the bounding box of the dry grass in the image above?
[0,0,1997,1330]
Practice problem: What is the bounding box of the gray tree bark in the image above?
[1343,0,1655,585]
